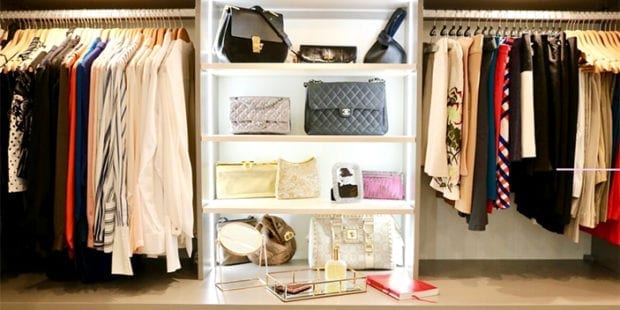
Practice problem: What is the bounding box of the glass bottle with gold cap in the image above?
[324,245,347,293]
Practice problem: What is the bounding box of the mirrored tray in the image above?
[265,267,367,302]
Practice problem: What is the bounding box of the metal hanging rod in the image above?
[423,9,620,21]
[0,8,195,20]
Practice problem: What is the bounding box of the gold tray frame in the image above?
[265,267,367,302]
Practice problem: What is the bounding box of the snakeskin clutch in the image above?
[230,96,290,134]
[297,45,357,63]
[362,171,405,200]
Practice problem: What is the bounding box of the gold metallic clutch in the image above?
[215,161,278,199]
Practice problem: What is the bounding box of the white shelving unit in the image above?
[204,198,414,215]
[199,0,421,306]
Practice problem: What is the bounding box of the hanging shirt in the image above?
[420,42,438,167]
[138,31,172,256]
[108,34,141,276]
[519,34,536,159]
[430,39,464,201]
[86,39,108,248]
[424,38,449,179]
[7,70,33,193]
[469,36,497,231]
[508,38,523,161]
[494,40,512,209]
[455,34,484,215]
[76,37,103,248]
[92,37,123,250]
[485,37,499,209]
[457,37,473,178]
[157,37,195,272]
[126,36,153,253]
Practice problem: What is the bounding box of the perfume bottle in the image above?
[324,245,347,293]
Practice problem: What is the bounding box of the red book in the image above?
[367,274,439,300]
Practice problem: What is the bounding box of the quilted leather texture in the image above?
[304,81,387,135]
[362,171,405,200]
[230,96,290,134]
[308,214,394,270]
[276,157,320,199]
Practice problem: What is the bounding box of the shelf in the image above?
[203,198,414,215]
[201,63,416,77]
[202,135,415,143]
[210,0,411,11]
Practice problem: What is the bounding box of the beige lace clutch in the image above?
[276,157,320,199]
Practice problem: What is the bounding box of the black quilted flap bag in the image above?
[304,79,388,135]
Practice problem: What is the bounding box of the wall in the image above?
[592,237,620,274]
[419,174,592,259]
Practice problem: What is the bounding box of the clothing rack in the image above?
[0,8,195,20]
[423,9,620,21]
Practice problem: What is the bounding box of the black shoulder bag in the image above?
[363,8,407,64]
[216,5,292,63]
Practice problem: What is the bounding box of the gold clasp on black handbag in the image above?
[252,36,264,53]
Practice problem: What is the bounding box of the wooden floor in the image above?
[1,260,619,310]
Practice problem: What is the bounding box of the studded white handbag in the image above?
[308,214,398,270]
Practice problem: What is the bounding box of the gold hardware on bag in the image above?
[322,49,334,61]
[284,231,295,242]
[252,36,263,53]
[346,229,358,240]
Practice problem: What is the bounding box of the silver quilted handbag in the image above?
[304,79,387,135]
[308,214,395,269]
[230,96,290,134]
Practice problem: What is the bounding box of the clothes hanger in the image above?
[429,16,438,38]
[155,11,165,45]
[168,10,179,40]
[440,15,448,36]
[6,17,38,72]
[464,13,472,37]
[575,15,605,72]
[582,18,610,71]
[474,13,482,35]
[600,17,620,72]
[496,16,503,38]
[456,18,464,37]
[448,18,457,37]
[481,15,488,35]
[176,9,190,43]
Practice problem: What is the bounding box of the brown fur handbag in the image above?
[248,214,296,265]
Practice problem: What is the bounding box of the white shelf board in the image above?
[201,63,416,77]
[210,0,411,11]
[205,259,417,306]
[203,198,414,215]
[202,134,415,143]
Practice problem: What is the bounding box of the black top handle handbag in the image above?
[363,8,407,64]
[216,5,293,63]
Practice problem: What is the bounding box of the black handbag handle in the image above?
[251,6,292,47]
[385,8,407,37]
[375,8,407,47]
